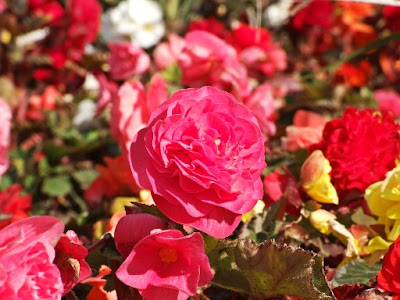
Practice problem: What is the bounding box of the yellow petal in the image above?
[387,218,400,241]
[111,197,140,214]
[364,236,392,253]
[365,181,392,217]
[309,209,336,234]
[241,200,265,223]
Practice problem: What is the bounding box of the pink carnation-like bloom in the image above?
[114,213,166,258]
[108,42,150,80]
[374,89,400,118]
[116,229,213,300]
[0,216,64,299]
[0,98,11,180]
[130,87,266,238]
[178,30,250,100]
[282,110,326,151]
[110,74,168,153]
[153,34,185,70]
[54,230,92,296]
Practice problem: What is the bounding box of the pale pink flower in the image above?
[0,98,11,180]
[374,89,400,117]
[116,230,213,300]
[130,87,266,238]
[108,42,150,80]
[110,73,168,153]
[0,216,64,299]
[282,110,326,151]
[154,34,185,70]
[54,230,92,296]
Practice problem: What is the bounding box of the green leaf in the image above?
[332,259,381,287]
[72,169,99,189]
[204,236,333,299]
[42,175,72,197]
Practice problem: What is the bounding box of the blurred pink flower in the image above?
[110,74,168,153]
[116,230,213,300]
[0,216,64,299]
[0,98,11,179]
[154,34,185,70]
[130,87,265,238]
[108,42,150,80]
[374,89,400,117]
[114,213,166,258]
[95,72,118,114]
[0,0,6,13]
[178,30,250,100]
[282,110,326,151]
[54,230,91,296]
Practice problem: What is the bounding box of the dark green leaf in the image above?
[332,259,381,287]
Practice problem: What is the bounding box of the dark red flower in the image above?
[0,184,32,230]
[312,108,400,197]
[188,17,225,38]
[291,0,334,31]
[383,6,400,32]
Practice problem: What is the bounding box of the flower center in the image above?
[158,247,178,263]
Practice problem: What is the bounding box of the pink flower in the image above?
[374,89,400,117]
[0,216,64,299]
[54,230,91,296]
[282,110,326,151]
[243,82,280,139]
[153,34,185,70]
[130,87,266,238]
[116,230,213,300]
[95,72,118,114]
[0,98,11,179]
[110,74,168,153]
[178,30,250,100]
[114,213,166,258]
[108,42,150,80]
[0,0,7,13]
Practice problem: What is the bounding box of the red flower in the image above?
[335,61,372,88]
[312,108,400,197]
[291,0,334,31]
[378,234,400,294]
[188,17,225,38]
[54,230,91,295]
[0,184,32,230]
[383,6,400,32]
[29,0,64,24]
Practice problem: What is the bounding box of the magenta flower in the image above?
[54,230,92,296]
[0,216,64,299]
[130,87,266,238]
[0,98,11,180]
[116,230,213,300]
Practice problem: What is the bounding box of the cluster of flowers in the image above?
[2,0,400,299]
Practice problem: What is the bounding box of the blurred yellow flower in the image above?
[301,150,339,205]
[365,164,400,242]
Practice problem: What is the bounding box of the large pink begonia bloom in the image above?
[282,110,326,151]
[54,230,92,296]
[0,98,11,180]
[178,30,250,100]
[374,89,400,118]
[114,213,166,258]
[130,87,266,238]
[0,216,64,299]
[110,74,168,153]
[116,230,213,300]
[108,42,150,80]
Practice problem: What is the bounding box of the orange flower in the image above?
[83,266,117,300]
[335,61,372,87]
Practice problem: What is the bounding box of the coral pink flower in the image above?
[54,230,91,295]
[243,82,280,139]
[0,184,32,229]
[130,87,265,238]
[282,110,326,151]
[153,34,185,70]
[0,216,64,299]
[178,30,250,100]
[374,89,400,118]
[227,23,287,77]
[114,213,166,258]
[0,98,11,180]
[108,42,150,80]
[110,74,168,153]
[116,230,213,300]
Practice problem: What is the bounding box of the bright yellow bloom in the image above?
[301,150,339,205]
[365,164,400,242]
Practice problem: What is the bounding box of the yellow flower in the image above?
[301,150,339,205]
[365,164,400,241]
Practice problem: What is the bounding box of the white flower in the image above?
[264,0,293,27]
[73,99,96,129]
[102,0,165,49]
